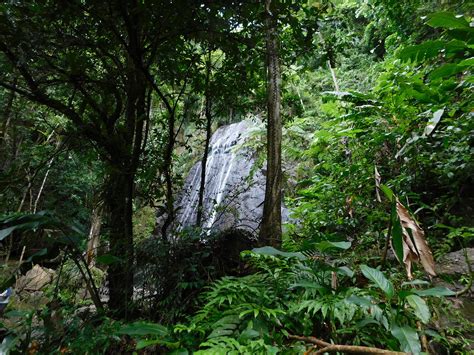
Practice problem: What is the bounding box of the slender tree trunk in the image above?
[161,110,176,238]
[33,134,59,213]
[0,77,16,152]
[196,51,213,227]
[86,203,102,267]
[260,0,282,247]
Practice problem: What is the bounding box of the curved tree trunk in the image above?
[260,0,282,248]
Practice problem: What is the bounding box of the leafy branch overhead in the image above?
[0,2,472,354]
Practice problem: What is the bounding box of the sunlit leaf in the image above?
[424,109,444,136]
[379,184,394,202]
[316,241,351,252]
[429,64,463,80]
[398,40,445,62]
[426,12,470,29]
[252,246,306,260]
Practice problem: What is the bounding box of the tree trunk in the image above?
[105,46,147,317]
[86,203,102,267]
[0,77,16,150]
[197,50,213,227]
[161,110,176,238]
[105,167,135,319]
[260,0,282,248]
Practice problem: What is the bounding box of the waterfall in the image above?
[175,119,266,234]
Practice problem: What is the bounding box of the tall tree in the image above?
[0,0,204,317]
[260,0,282,247]
[196,49,214,228]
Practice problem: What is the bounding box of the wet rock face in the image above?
[175,119,266,235]
[436,248,473,276]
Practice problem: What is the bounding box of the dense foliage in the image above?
[0,0,472,354]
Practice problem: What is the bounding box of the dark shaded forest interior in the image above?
[0,0,473,354]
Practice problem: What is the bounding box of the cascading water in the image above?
[174,119,266,234]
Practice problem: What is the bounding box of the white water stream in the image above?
[175,119,264,233]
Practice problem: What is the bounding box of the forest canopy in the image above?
[0,0,473,354]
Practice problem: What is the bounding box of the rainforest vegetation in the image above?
[0,0,473,354]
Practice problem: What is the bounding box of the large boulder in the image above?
[166,118,288,236]
[15,264,55,292]
[436,247,473,276]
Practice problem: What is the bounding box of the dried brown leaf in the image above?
[395,200,437,278]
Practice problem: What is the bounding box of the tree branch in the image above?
[288,334,407,355]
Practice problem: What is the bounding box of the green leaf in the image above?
[406,295,430,324]
[429,64,463,80]
[96,254,122,265]
[136,339,162,350]
[347,295,373,307]
[414,287,455,297]
[337,266,354,278]
[360,265,394,298]
[25,248,48,263]
[0,335,16,354]
[0,212,55,241]
[391,218,404,263]
[0,226,17,241]
[458,57,474,66]
[391,324,421,354]
[290,280,326,293]
[356,318,380,328]
[397,290,414,299]
[239,328,260,342]
[391,197,404,264]
[398,40,445,62]
[316,241,351,252]
[117,322,168,336]
[426,12,470,29]
[379,184,394,202]
[252,246,306,260]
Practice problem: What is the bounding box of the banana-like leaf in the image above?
[0,212,53,241]
[316,241,351,252]
[379,184,394,202]
[426,12,470,29]
[414,287,455,297]
[391,324,421,354]
[391,204,404,263]
[360,265,394,298]
[398,40,445,63]
[406,294,430,324]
